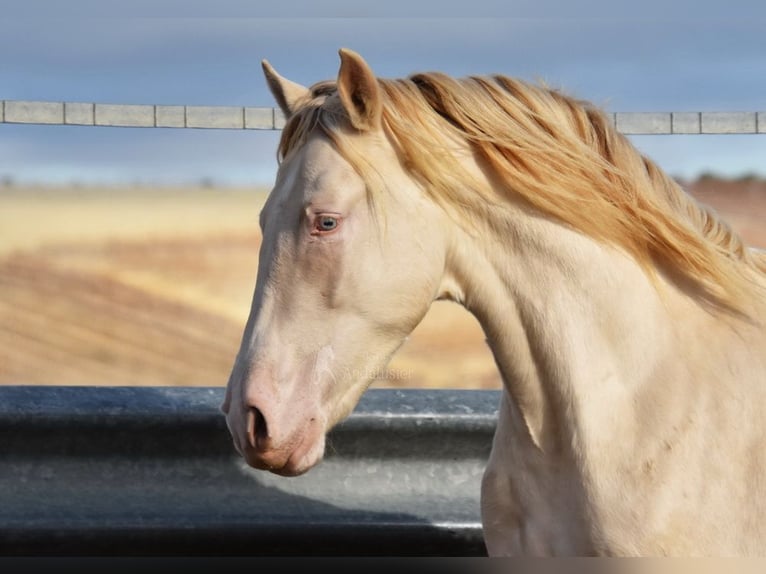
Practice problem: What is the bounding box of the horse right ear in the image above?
[261,59,310,118]
[336,48,382,131]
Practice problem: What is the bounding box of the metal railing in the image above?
[0,385,497,556]
[2,100,765,134]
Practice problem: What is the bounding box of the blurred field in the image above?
[1,178,764,389]
[0,184,496,389]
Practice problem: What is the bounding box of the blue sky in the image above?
[1,1,764,186]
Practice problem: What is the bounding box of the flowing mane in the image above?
[278,72,766,314]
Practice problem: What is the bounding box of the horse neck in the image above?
[446,206,694,454]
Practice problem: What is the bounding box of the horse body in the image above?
[470,206,766,555]
[222,48,766,556]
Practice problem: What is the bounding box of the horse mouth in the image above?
[246,441,324,477]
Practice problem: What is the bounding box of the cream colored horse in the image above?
[222,48,766,556]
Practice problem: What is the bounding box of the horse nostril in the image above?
[246,407,269,450]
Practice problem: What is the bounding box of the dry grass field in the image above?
[1,178,764,390]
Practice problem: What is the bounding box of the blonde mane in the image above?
[278,72,766,314]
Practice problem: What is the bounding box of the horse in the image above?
[221,48,766,556]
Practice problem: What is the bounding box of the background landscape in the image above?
[1,175,764,390]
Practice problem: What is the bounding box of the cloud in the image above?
[5,0,766,18]
[3,17,763,107]
[0,124,282,185]
[1,14,764,184]
[632,136,766,180]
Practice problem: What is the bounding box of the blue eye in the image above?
[317,216,338,232]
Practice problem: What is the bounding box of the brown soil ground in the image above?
[1,178,763,390]
[682,177,766,249]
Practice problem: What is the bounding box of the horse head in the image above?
[221,49,454,476]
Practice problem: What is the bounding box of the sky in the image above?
[0,1,764,187]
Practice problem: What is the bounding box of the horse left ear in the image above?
[262,59,310,119]
[336,48,382,131]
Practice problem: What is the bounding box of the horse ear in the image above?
[261,59,310,118]
[336,48,382,131]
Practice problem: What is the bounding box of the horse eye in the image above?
[317,216,338,231]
